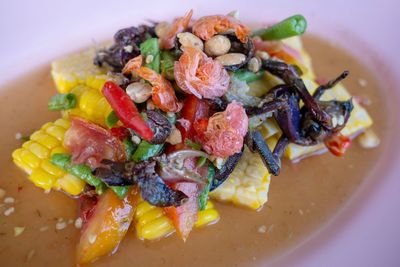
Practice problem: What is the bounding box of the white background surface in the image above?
[1,1,399,266]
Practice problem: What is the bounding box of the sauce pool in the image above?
[0,35,387,267]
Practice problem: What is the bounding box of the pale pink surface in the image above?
[1,1,399,266]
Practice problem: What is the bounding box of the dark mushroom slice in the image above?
[134,160,188,207]
[209,148,244,191]
[221,34,255,71]
[144,110,172,144]
[94,25,156,72]
[93,159,136,186]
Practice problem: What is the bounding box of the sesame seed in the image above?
[298,209,304,215]
[123,45,133,53]
[57,217,63,223]
[55,221,67,230]
[39,226,49,232]
[44,189,51,194]
[67,219,73,224]
[14,226,25,237]
[331,117,338,128]
[4,197,15,204]
[358,79,367,87]
[4,207,15,216]
[257,225,267,233]
[337,115,345,126]
[88,234,97,244]
[15,132,22,140]
[74,218,82,229]
[26,249,35,262]
[0,188,5,199]
[131,135,141,145]
[145,55,154,64]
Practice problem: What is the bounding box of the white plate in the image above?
[1,1,400,266]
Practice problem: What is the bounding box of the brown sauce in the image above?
[0,35,387,267]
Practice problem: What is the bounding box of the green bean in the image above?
[105,111,119,128]
[233,70,264,82]
[123,138,137,159]
[254,14,307,40]
[161,50,176,80]
[198,164,215,210]
[140,38,161,73]
[48,93,77,111]
[132,141,164,162]
[51,153,130,198]
[51,153,106,195]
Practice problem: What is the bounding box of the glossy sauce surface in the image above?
[0,36,387,267]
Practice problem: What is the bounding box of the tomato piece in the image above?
[64,117,126,168]
[324,134,352,156]
[110,127,130,140]
[102,81,154,141]
[77,188,139,265]
[178,95,210,140]
[164,182,199,241]
[78,194,99,225]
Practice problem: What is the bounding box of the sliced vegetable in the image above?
[48,93,77,111]
[140,38,161,73]
[132,140,164,162]
[123,138,137,159]
[77,188,139,265]
[198,164,214,210]
[51,153,129,198]
[164,182,199,241]
[102,81,154,141]
[196,156,207,168]
[184,139,201,150]
[51,153,106,195]
[178,95,210,140]
[233,69,264,83]
[254,14,307,40]
[105,111,119,128]
[64,117,126,169]
[161,50,176,80]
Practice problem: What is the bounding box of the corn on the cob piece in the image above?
[135,198,219,240]
[62,85,113,126]
[210,147,271,210]
[12,118,85,195]
[51,47,108,93]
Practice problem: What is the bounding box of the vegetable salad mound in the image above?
[12,10,375,265]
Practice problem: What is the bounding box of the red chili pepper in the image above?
[110,127,130,140]
[324,134,352,157]
[102,81,154,141]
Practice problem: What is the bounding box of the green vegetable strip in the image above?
[123,138,137,159]
[161,50,176,80]
[48,93,77,111]
[196,156,207,168]
[51,153,129,198]
[132,141,164,162]
[198,163,215,210]
[51,153,106,195]
[233,70,264,83]
[105,111,119,128]
[140,38,161,73]
[254,14,307,40]
[184,139,202,150]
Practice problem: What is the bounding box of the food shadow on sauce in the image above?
[0,35,387,267]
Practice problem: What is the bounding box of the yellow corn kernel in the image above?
[53,174,86,196]
[51,146,69,156]
[64,85,112,126]
[210,147,271,210]
[22,141,49,159]
[29,168,58,190]
[195,202,220,228]
[51,46,109,93]
[12,118,84,195]
[30,131,59,149]
[45,125,66,141]
[135,198,220,240]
